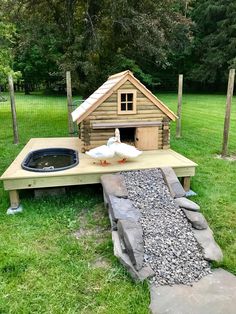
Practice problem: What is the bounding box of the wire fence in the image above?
[1,90,236,158]
[0,92,82,145]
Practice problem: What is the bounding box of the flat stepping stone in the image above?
[101,174,128,198]
[112,231,154,281]
[161,167,186,198]
[150,268,236,314]
[175,197,200,211]
[193,227,223,262]
[107,195,140,223]
[182,209,208,230]
[117,219,144,271]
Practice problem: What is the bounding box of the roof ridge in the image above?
[108,70,133,80]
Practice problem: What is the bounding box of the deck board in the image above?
[1,138,197,191]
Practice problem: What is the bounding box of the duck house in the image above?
[72,70,177,152]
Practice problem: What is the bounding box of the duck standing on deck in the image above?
[85,137,117,166]
[111,128,142,163]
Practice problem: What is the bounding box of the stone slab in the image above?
[34,187,66,199]
[103,191,109,209]
[138,265,155,281]
[182,209,208,230]
[112,231,139,280]
[193,227,223,262]
[101,174,128,198]
[112,231,153,281]
[108,210,117,231]
[107,195,140,222]
[150,268,236,314]
[117,220,144,271]
[175,197,200,211]
[161,167,186,198]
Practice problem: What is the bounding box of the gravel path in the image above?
[122,169,211,286]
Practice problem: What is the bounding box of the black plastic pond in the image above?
[21,148,79,172]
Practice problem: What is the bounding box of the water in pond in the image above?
[28,154,74,169]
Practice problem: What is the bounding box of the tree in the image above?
[1,0,192,95]
[0,20,15,85]
[188,0,236,90]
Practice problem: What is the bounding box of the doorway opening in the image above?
[119,127,136,145]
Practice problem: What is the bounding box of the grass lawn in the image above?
[0,92,236,313]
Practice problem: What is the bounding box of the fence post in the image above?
[221,69,235,157]
[66,71,74,136]
[8,74,19,144]
[176,74,183,138]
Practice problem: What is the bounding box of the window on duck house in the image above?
[118,90,137,114]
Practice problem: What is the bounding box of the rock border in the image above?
[102,169,223,280]
[101,169,226,314]
[161,167,223,263]
[101,173,154,281]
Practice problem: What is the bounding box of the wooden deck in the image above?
[1,137,197,209]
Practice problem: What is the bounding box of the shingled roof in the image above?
[71,70,177,123]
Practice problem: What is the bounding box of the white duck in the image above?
[85,137,117,166]
[111,129,142,163]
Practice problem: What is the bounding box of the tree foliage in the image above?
[0,18,15,83]
[188,0,236,89]
[0,0,235,93]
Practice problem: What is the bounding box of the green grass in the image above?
[0,92,236,313]
[160,93,236,274]
[0,92,69,143]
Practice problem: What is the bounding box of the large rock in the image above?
[182,209,208,230]
[150,269,236,314]
[108,210,117,231]
[107,195,140,222]
[175,197,200,211]
[193,227,223,262]
[161,167,186,198]
[103,191,109,209]
[34,187,66,199]
[101,174,128,198]
[112,231,154,281]
[138,265,155,281]
[117,220,144,271]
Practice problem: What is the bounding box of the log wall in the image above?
[80,80,170,152]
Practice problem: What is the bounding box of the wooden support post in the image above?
[9,190,20,209]
[8,75,19,144]
[183,176,191,192]
[222,69,235,157]
[66,71,74,136]
[176,74,183,139]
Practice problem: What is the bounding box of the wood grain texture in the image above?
[8,75,19,144]
[66,71,74,135]
[1,138,197,195]
[74,72,177,124]
[9,190,20,208]
[176,74,183,138]
[222,69,235,157]
[135,127,159,150]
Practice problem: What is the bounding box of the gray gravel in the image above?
[121,169,211,286]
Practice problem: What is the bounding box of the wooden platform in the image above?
[1,138,197,209]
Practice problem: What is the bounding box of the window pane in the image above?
[121,94,126,101]
[121,102,126,111]
[127,103,133,111]
[127,93,133,101]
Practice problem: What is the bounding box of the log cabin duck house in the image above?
[1,71,198,212]
[71,70,177,152]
